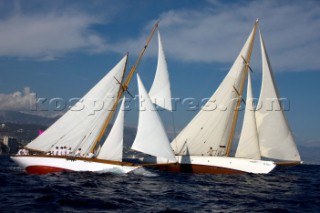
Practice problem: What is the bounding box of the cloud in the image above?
[111,0,320,72]
[0,87,36,111]
[0,10,107,60]
[0,0,318,71]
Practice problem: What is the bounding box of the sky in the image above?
[0,0,319,161]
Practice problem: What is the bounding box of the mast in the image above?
[123,21,159,89]
[89,53,129,153]
[90,21,159,152]
[225,20,259,156]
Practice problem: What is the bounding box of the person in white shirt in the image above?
[58,146,63,156]
[63,146,67,155]
[87,152,94,158]
[54,147,59,155]
[68,147,73,156]
[17,148,23,155]
[74,148,81,157]
[23,149,29,155]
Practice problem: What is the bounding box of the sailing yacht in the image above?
[154,20,301,174]
[11,23,177,174]
[10,55,140,174]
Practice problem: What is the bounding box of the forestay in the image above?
[26,56,127,155]
[149,30,172,111]
[235,71,261,160]
[171,27,256,156]
[131,74,176,163]
[97,98,125,161]
[255,31,301,162]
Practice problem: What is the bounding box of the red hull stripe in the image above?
[25,166,73,175]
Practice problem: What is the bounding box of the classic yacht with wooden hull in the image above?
[154,156,275,174]
[156,20,301,175]
[11,20,299,175]
[11,23,177,175]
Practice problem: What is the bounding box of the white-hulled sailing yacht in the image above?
[11,23,177,174]
[154,20,300,174]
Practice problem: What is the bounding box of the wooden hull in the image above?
[145,156,276,174]
[274,161,303,170]
[10,155,140,175]
[153,163,246,174]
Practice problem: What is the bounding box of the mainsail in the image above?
[149,30,172,111]
[131,74,176,163]
[255,30,301,162]
[171,25,257,156]
[235,71,261,160]
[26,56,127,155]
[97,98,125,161]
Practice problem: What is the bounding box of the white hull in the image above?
[11,155,140,174]
[179,156,275,174]
[151,156,276,174]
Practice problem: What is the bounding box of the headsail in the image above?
[97,98,125,161]
[149,30,172,111]
[255,30,301,162]
[171,24,257,157]
[26,56,127,155]
[235,71,261,160]
[131,74,176,163]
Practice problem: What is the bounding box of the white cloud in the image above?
[0,0,318,71]
[0,11,107,60]
[0,87,36,111]
[0,87,64,117]
[111,0,320,72]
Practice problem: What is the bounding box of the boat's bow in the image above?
[10,155,140,175]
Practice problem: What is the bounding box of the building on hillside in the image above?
[0,135,19,154]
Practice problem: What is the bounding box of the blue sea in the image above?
[0,156,319,213]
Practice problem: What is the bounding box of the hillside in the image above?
[0,110,58,126]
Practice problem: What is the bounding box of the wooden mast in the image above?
[89,53,128,153]
[123,21,159,89]
[225,20,259,156]
[90,21,159,153]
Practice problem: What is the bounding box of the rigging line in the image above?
[90,21,159,153]
[114,76,134,98]
[89,53,129,153]
[241,55,254,73]
[233,86,246,105]
[177,141,188,155]
[123,21,159,89]
[226,20,259,157]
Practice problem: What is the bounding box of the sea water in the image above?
[0,156,319,212]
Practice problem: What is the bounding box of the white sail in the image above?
[235,71,261,160]
[171,25,257,157]
[131,74,176,162]
[97,98,125,161]
[255,30,301,162]
[149,30,172,111]
[26,56,127,155]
